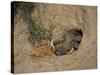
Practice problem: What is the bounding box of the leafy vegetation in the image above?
[13,2,53,44]
[30,20,52,42]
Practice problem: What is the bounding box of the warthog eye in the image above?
[57,41,60,44]
[53,41,61,46]
[53,41,57,46]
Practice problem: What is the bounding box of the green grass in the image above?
[14,2,53,43]
[30,20,52,42]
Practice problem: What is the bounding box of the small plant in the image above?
[29,20,52,44]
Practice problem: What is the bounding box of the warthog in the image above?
[51,28,83,55]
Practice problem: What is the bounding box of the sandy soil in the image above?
[13,3,97,73]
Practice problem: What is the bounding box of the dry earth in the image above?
[13,3,97,73]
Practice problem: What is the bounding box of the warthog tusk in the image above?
[67,47,74,54]
[51,40,55,51]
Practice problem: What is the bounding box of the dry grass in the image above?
[31,40,55,57]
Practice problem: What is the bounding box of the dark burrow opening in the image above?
[53,28,83,56]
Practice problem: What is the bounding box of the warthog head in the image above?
[51,28,83,56]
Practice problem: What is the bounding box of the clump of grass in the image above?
[13,2,53,45]
[29,20,52,44]
[13,2,52,44]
